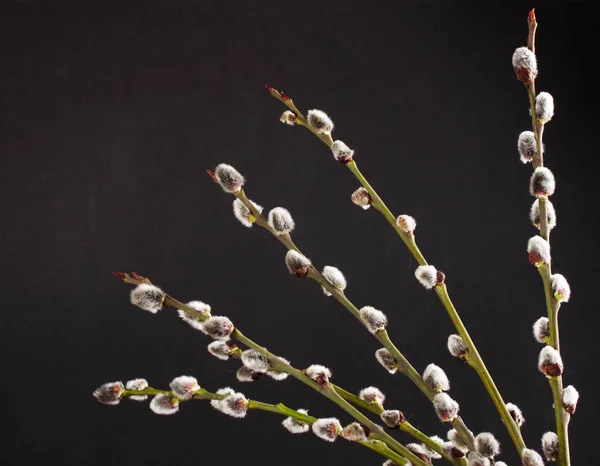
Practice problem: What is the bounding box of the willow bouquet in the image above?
[93,10,578,466]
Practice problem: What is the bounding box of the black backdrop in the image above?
[1,1,597,465]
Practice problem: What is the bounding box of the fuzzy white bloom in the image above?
[285,250,312,277]
[562,385,579,414]
[518,131,538,163]
[530,199,556,231]
[331,140,354,163]
[311,417,342,442]
[351,187,371,210]
[93,381,125,405]
[506,402,525,426]
[208,340,236,361]
[442,440,466,458]
[267,207,295,235]
[219,392,249,418]
[280,110,296,126]
[447,334,468,360]
[530,167,556,198]
[281,408,310,434]
[232,198,263,227]
[407,443,432,462]
[495,463,508,466]
[448,428,470,452]
[241,349,270,373]
[433,393,459,422]
[475,432,500,457]
[512,46,538,83]
[341,422,367,441]
[527,235,551,267]
[169,375,200,400]
[423,435,444,459]
[538,346,563,377]
[236,365,260,383]
[415,265,440,289]
[305,364,331,384]
[130,284,165,314]
[536,92,555,123]
[266,357,290,381]
[551,273,571,303]
[214,163,245,193]
[359,386,385,405]
[533,317,550,343]
[201,316,234,340]
[423,364,450,392]
[177,301,211,331]
[380,409,404,428]
[321,265,347,296]
[467,452,491,466]
[522,448,545,466]
[307,109,334,133]
[210,387,235,410]
[396,214,417,234]
[126,378,148,401]
[359,306,388,333]
[375,348,398,374]
[542,431,559,461]
[149,394,179,415]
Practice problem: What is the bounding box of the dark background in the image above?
[1,1,597,465]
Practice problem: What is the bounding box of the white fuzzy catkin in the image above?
[406,443,431,461]
[285,250,312,277]
[208,340,235,360]
[506,402,525,426]
[512,46,538,82]
[542,431,559,461]
[177,301,211,331]
[93,381,124,405]
[331,140,354,162]
[522,448,545,466]
[533,317,550,343]
[126,378,148,401]
[495,463,508,466]
[536,92,555,123]
[341,422,367,441]
[219,392,249,418]
[201,316,234,340]
[474,432,500,457]
[530,167,556,198]
[423,436,443,459]
[423,364,450,392]
[267,207,295,235]
[241,349,270,373]
[266,356,290,381]
[415,265,439,289]
[447,334,468,360]
[551,273,571,303]
[562,385,579,414]
[321,265,347,296]
[149,394,179,415]
[232,198,263,227]
[433,393,459,422]
[130,284,165,314]
[305,364,331,384]
[358,386,385,405]
[169,375,200,400]
[448,429,470,452]
[359,306,388,333]
[527,235,551,267]
[311,417,342,442]
[351,187,371,209]
[214,163,245,193]
[380,409,404,428]
[210,387,235,410]
[280,110,296,126]
[307,109,334,133]
[396,214,417,234]
[236,365,260,382]
[538,346,563,377]
[375,348,398,374]
[467,452,491,466]
[530,199,556,231]
[281,409,310,434]
[518,131,538,163]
